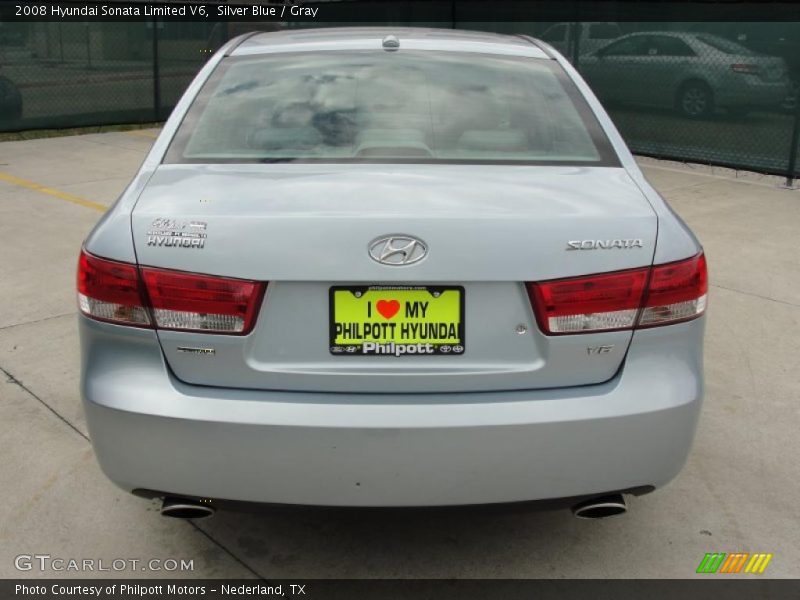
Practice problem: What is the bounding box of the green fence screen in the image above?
[0,17,798,179]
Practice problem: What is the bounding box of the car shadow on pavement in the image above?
[190,501,593,578]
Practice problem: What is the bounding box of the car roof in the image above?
[620,31,730,43]
[606,31,705,47]
[232,27,551,59]
[622,31,693,39]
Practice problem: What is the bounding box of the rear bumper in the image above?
[80,316,704,507]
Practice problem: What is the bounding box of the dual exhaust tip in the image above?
[159,493,627,520]
[160,497,215,520]
[571,493,627,519]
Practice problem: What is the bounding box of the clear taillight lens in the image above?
[527,253,707,335]
[140,267,265,334]
[77,249,265,335]
[77,251,150,326]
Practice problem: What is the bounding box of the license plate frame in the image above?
[329,285,465,356]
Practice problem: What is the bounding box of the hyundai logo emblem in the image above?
[368,235,428,266]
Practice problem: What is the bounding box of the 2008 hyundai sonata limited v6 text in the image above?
[77,28,707,519]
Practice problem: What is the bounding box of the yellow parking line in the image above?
[124,129,159,139]
[0,172,106,212]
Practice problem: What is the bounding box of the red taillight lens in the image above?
[731,63,759,74]
[77,249,265,335]
[527,253,707,335]
[638,253,707,327]
[527,268,648,334]
[141,268,265,334]
[77,250,150,326]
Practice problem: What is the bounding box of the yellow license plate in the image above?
[329,285,465,356]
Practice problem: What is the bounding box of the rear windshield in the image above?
[165,50,617,165]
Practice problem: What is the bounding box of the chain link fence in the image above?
[1,18,798,181]
[587,23,800,181]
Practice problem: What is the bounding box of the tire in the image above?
[676,81,714,119]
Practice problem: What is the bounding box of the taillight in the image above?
[77,251,150,326]
[527,268,648,334]
[638,253,707,327]
[731,63,759,75]
[77,249,265,335]
[527,253,707,335]
[140,267,264,334]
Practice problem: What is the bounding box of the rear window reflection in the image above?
[166,51,614,164]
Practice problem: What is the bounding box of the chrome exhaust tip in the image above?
[571,493,627,519]
[160,497,216,519]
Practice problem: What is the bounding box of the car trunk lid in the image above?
[131,163,657,393]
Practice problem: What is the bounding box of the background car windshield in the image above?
[166,51,610,164]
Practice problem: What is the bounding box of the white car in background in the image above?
[580,32,789,117]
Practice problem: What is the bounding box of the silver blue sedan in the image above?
[77,28,707,519]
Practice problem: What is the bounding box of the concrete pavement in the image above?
[0,131,798,578]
